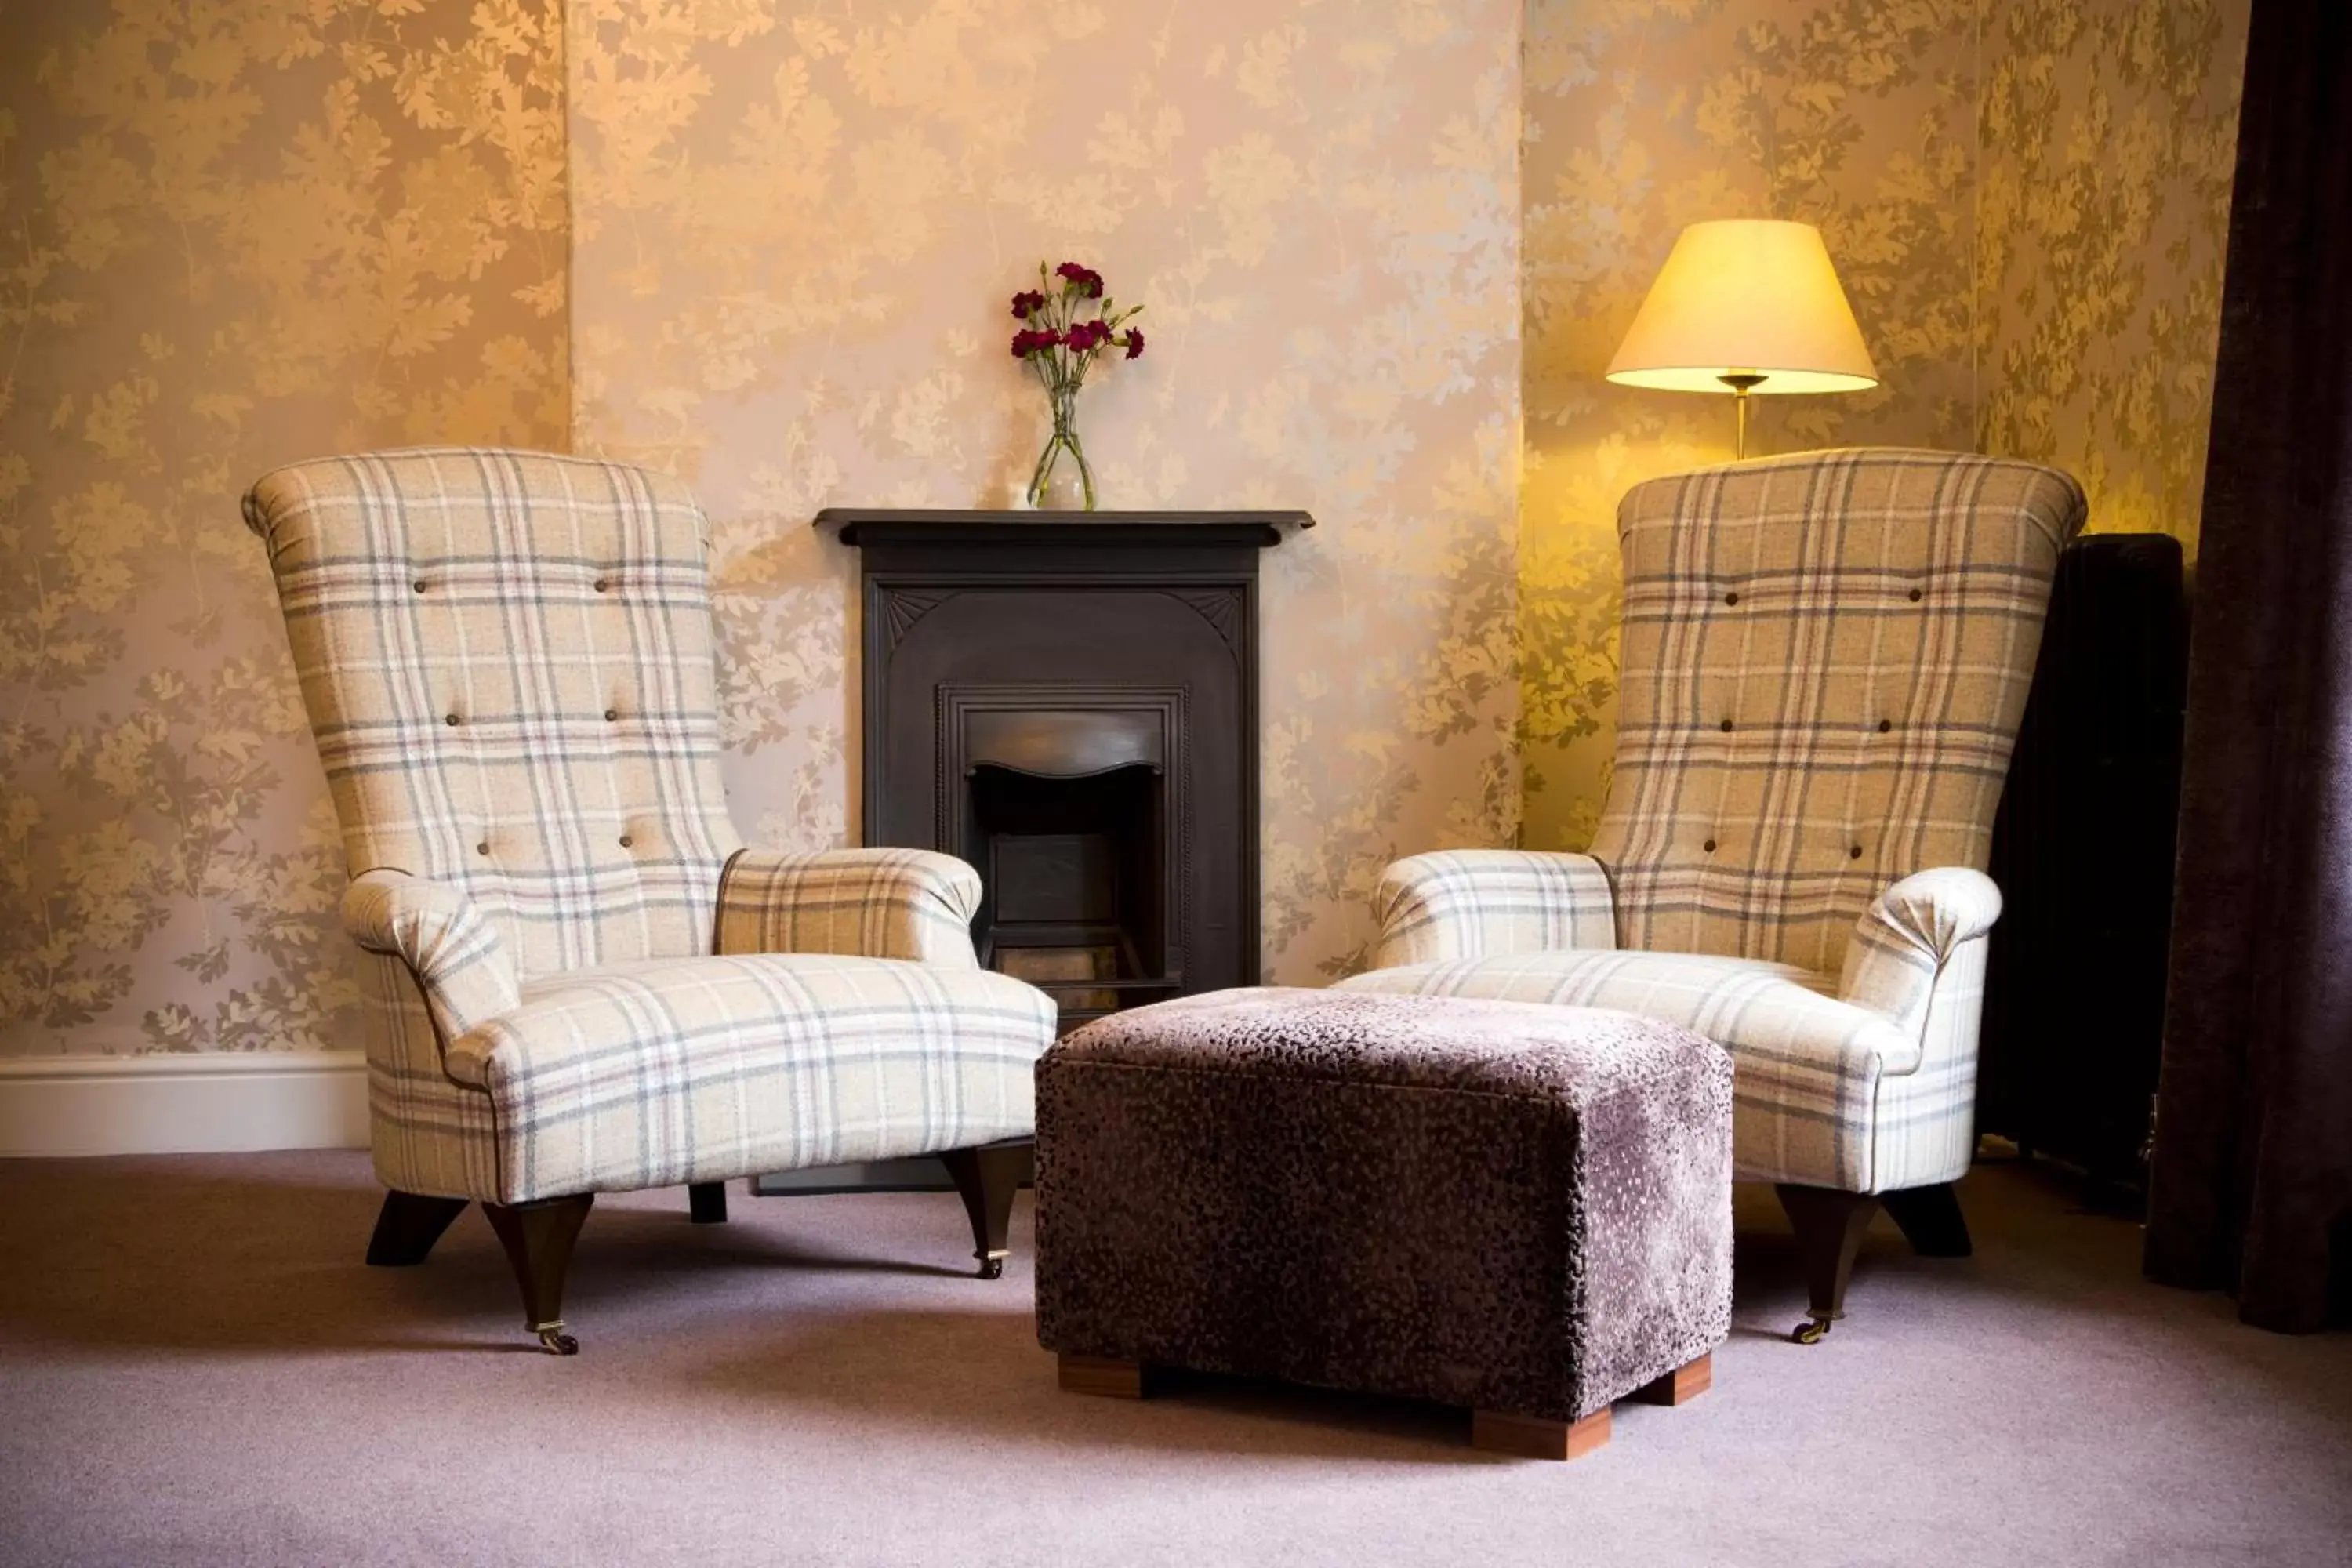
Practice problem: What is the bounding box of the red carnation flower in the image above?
[1011,289,1047,319]
[1011,327,1062,358]
[1123,327,1145,360]
[1055,262,1105,298]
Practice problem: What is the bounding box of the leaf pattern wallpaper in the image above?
[2,0,2245,1057]
[1519,0,2248,851]
[1977,0,2246,541]
[565,0,1526,984]
[0,0,568,1058]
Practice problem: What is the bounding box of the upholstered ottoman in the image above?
[1034,987,1733,1459]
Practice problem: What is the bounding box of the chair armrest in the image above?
[1367,849,1618,969]
[341,870,521,1050]
[715,848,983,968]
[1838,867,2005,1037]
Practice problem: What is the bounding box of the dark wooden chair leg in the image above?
[1881,1181,1973,1258]
[1776,1184,1880,1345]
[938,1138,1027,1279]
[482,1193,595,1355]
[688,1181,728,1225]
[365,1190,469,1267]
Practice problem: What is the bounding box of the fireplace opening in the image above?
[965,761,1178,1030]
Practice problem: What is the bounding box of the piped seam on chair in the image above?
[710,845,751,953]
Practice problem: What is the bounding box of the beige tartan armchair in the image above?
[1341,448,2084,1342]
[247,448,1056,1353]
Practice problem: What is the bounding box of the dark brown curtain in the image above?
[2143,0,2352,1333]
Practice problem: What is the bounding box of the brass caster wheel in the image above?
[1791,1316,1832,1345]
[976,1254,1005,1281]
[534,1323,579,1356]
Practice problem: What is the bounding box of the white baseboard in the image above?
[0,1050,369,1156]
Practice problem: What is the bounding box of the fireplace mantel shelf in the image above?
[816,507,1314,549]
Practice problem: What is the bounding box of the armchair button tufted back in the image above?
[1588,448,2086,976]
[244,447,747,980]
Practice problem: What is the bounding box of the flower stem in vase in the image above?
[1029,390,1097,510]
[1069,428,1096,510]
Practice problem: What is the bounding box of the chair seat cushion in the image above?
[1336,949,1915,1189]
[460,953,1057,1203]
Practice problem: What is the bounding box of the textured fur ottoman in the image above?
[1034,987,1733,1460]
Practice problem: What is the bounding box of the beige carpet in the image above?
[2,1151,2347,1567]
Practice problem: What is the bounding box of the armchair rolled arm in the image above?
[341,870,521,1049]
[1367,848,1619,969]
[1838,867,2005,1037]
[715,848,983,968]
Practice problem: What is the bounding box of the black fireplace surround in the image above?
[818,510,1309,1032]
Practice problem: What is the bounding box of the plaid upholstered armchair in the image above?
[1341,448,2085,1343]
[246,448,1056,1354]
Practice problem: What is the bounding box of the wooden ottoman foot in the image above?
[1630,1352,1713,1406]
[1058,1354,1145,1399]
[1472,1406,1611,1461]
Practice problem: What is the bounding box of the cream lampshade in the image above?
[1606,219,1879,458]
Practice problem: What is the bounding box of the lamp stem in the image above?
[1718,372,1767,459]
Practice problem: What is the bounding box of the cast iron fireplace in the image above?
[818,509,1310,1030]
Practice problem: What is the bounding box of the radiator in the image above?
[1978,533,2190,1191]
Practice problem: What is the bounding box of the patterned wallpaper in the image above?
[1519,0,2247,851]
[1977,0,2246,541]
[567,0,1525,984]
[4,0,2242,1055]
[0,0,568,1057]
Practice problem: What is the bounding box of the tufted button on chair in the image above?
[245,448,1057,1354]
[1340,448,2085,1343]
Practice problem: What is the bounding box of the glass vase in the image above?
[1026,390,1097,511]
